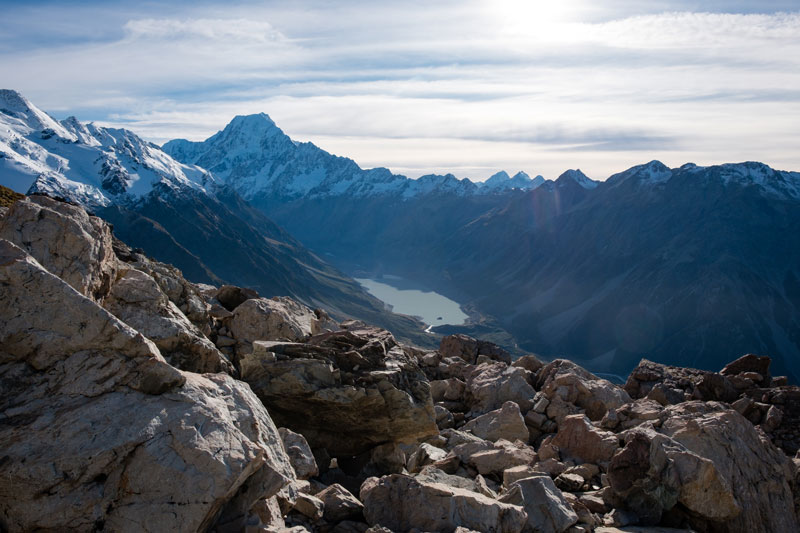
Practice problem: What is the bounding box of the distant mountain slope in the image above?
[441,161,800,381]
[163,113,567,210]
[165,112,800,381]
[0,90,436,347]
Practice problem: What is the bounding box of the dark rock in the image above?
[216,284,260,311]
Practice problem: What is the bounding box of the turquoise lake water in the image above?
[356,277,468,326]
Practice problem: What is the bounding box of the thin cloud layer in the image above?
[1,1,798,180]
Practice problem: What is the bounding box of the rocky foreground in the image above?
[1,195,799,533]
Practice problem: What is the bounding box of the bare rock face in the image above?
[463,401,530,442]
[360,474,527,533]
[608,402,798,532]
[124,253,215,333]
[216,283,260,311]
[0,239,295,531]
[280,427,320,480]
[537,360,631,421]
[104,268,233,374]
[467,362,536,415]
[230,296,322,351]
[0,195,118,300]
[317,483,364,522]
[238,326,438,456]
[454,439,538,476]
[552,414,620,465]
[624,359,738,404]
[720,353,772,387]
[498,475,579,533]
[440,334,512,365]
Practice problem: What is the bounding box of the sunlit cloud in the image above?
[123,18,287,43]
[1,1,798,179]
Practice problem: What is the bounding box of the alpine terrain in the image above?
[164,113,800,383]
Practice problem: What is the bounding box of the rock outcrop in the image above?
[3,194,799,533]
[238,326,438,456]
[360,474,527,533]
[103,267,233,374]
[0,238,294,531]
[0,195,118,301]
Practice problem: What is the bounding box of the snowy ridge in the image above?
[606,159,800,200]
[0,89,214,207]
[164,113,551,201]
[479,170,546,192]
[556,169,599,189]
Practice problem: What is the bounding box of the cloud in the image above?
[123,17,286,43]
[0,2,798,180]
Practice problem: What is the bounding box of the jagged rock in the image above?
[763,405,784,431]
[552,415,619,465]
[431,377,466,402]
[512,354,545,374]
[564,463,600,482]
[293,492,324,520]
[415,465,481,492]
[0,239,182,395]
[624,359,738,404]
[238,326,437,456]
[0,195,118,300]
[720,353,772,387]
[466,362,536,414]
[563,492,598,528]
[360,474,527,533]
[503,465,540,488]
[537,360,631,421]
[435,404,456,429]
[474,474,499,498]
[555,473,585,492]
[463,401,530,442]
[317,483,364,522]
[216,284,260,311]
[533,458,568,477]
[251,496,287,531]
[532,392,550,413]
[407,443,448,473]
[128,255,213,330]
[280,428,319,480]
[499,475,579,533]
[455,439,538,476]
[104,268,232,374]
[546,395,585,425]
[602,400,666,431]
[578,492,609,514]
[0,240,295,531]
[608,402,798,532]
[607,428,736,525]
[440,334,512,365]
[441,428,487,450]
[367,442,407,475]
[231,296,322,351]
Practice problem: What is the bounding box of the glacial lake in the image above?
[356,277,468,327]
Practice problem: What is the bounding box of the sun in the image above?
[489,0,578,36]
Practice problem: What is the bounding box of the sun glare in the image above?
[490,0,577,36]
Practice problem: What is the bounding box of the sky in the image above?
[1,0,799,181]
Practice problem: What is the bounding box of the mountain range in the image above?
[2,89,799,382]
[0,89,434,347]
[164,111,800,383]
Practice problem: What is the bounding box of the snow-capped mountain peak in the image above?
[0,90,214,207]
[556,169,598,189]
[480,169,545,193]
[0,89,78,142]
